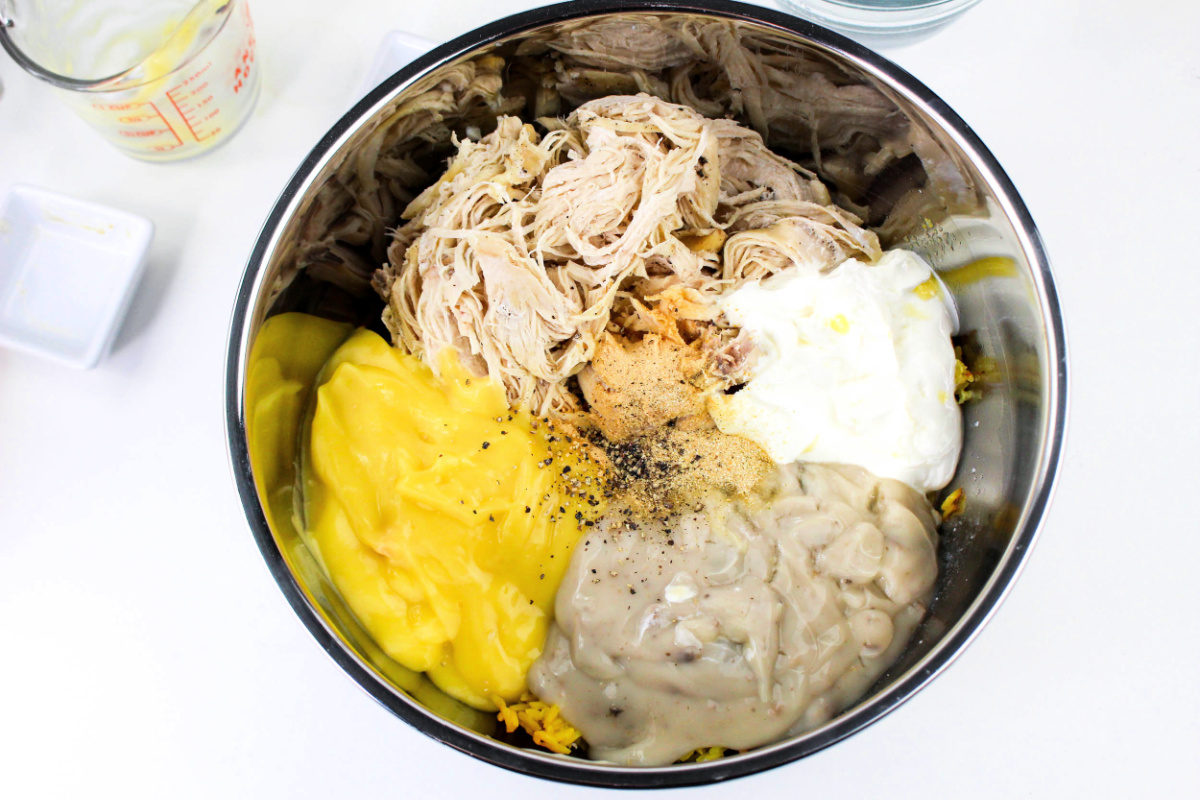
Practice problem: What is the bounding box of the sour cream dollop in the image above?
[708,249,961,493]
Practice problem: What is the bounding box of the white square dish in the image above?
[0,185,154,368]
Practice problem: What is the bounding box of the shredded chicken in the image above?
[375,95,879,415]
[280,16,980,318]
[535,18,980,240]
[269,56,521,308]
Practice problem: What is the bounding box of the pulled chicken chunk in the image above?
[376,95,878,415]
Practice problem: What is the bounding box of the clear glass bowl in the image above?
[777,0,984,44]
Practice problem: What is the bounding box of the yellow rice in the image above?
[954,351,979,404]
[495,695,582,755]
[941,487,966,519]
[679,746,728,763]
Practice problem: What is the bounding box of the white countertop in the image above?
[1,0,1197,796]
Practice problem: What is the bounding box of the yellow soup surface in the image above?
[305,328,602,710]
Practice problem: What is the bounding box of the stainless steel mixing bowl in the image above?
[225,0,1066,787]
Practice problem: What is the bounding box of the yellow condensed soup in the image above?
[305,328,601,710]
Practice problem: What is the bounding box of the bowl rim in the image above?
[223,0,1068,787]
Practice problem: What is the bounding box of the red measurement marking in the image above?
[234,5,257,95]
[100,100,181,148]
[232,46,253,94]
[150,102,183,147]
[166,75,217,142]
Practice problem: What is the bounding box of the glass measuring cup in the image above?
[0,0,260,161]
